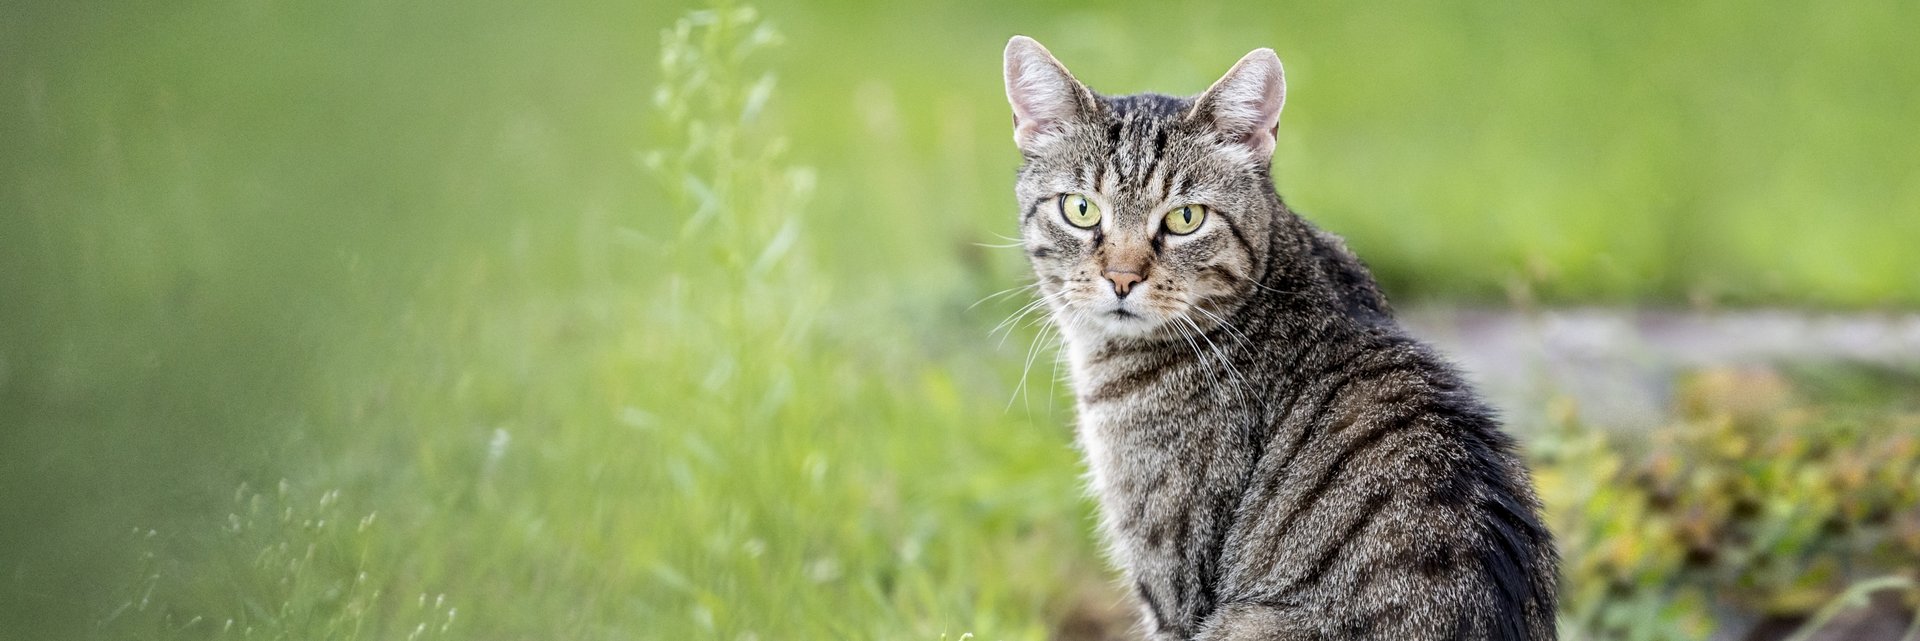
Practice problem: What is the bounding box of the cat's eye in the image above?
[1164,204,1208,235]
[1058,194,1102,228]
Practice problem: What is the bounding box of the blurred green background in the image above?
[3,0,1917,639]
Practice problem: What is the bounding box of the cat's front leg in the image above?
[1124,566,1193,641]
[1112,498,1235,640]
[1190,602,1313,641]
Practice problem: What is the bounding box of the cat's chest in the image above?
[1074,404,1168,498]
[1065,340,1242,493]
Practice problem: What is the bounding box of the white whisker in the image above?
[1008,319,1058,411]
[1180,315,1253,407]
[991,290,1070,344]
[1169,318,1222,396]
[968,281,1039,311]
[1191,306,1255,350]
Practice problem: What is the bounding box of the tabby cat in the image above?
[1001,36,1558,640]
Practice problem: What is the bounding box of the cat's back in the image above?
[1215,322,1557,639]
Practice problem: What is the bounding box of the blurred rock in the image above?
[1402,309,1920,431]
[1734,590,1916,641]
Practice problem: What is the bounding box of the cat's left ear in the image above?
[1004,36,1096,152]
[1191,48,1286,160]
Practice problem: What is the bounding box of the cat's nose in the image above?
[1103,269,1145,298]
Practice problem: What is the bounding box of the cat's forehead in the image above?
[1100,92,1191,121]
[1020,92,1219,205]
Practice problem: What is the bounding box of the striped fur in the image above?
[1004,37,1557,640]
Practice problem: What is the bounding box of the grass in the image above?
[2,0,1918,639]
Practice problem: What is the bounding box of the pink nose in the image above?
[1103,269,1145,297]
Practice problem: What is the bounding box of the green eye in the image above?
[1165,204,1208,235]
[1059,194,1102,228]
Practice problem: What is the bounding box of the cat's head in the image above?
[1004,36,1287,341]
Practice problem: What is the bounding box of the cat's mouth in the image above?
[1057,294,1175,338]
[1101,297,1153,322]
[1096,300,1164,331]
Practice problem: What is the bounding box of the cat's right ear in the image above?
[1004,36,1094,152]
[1191,48,1286,161]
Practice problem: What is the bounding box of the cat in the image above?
[1001,36,1558,641]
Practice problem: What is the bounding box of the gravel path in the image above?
[1402,308,1920,430]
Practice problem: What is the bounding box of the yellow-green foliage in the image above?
[1539,366,1920,641]
[102,482,456,641]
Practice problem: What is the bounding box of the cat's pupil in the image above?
[1078,201,1088,214]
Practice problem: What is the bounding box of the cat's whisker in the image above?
[994,288,1065,328]
[1217,268,1293,298]
[967,281,1039,312]
[1191,306,1255,350]
[1179,314,1253,407]
[991,290,1069,342]
[994,303,1058,351]
[1008,315,1064,411]
[1048,307,1093,412]
[1168,318,1222,397]
[1048,318,1070,414]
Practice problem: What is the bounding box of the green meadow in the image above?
[3,0,1917,639]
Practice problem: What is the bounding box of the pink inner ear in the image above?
[1196,50,1285,156]
[1005,38,1085,147]
[1007,63,1063,139]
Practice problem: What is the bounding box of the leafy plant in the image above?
[1539,365,1920,640]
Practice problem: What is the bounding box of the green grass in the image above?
[2,0,1919,638]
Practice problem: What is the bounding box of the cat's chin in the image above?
[1061,305,1177,341]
